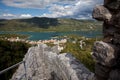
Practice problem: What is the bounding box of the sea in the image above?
[0,31,102,41]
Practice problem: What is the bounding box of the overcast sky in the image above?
[0,0,103,19]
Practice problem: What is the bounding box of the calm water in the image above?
[0,31,102,41]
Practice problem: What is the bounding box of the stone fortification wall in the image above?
[92,0,120,80]
[11,44,94,80]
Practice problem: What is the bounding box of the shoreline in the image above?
[0,37,67,45]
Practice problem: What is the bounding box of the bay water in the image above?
[0,31,102,41]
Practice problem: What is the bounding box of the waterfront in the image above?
[0,31,102,41]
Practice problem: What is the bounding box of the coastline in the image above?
[1,37,67,45]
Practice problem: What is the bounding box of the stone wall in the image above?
[11,44,94,80]
[92,0,120,80]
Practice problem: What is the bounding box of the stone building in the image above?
[92,0,120,80]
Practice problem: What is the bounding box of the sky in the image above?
[0,0,103,19]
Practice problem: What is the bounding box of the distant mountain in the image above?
[0,19,7,22]
[18,17,59,28]
[0,17,102,32]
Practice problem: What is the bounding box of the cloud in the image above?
[3,13,16,17]
[0,13,32,19]
[40,4,73,18]
[0,13,16,19]
[20,14,32,18]
[1,0,103,19]
[2,0,76,9]
[40,0,103,19]
[74,0,103,19]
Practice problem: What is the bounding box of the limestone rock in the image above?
[92,41,117,67]
[92,5,112,21]
[51,45,60,54]
[12,44,94,80]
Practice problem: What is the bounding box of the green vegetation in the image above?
[0,40,31,80]
[0,17,102,32]
[61,35,101,72]
[0,34,29,39]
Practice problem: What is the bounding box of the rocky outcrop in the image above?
[93,41,117,67]
[11,44,94,80]
[92,0,120,80]
[92,5,112,21]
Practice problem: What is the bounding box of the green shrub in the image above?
[0,40,30,80]
[61,35,101,72]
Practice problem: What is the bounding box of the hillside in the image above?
[0,17,102,32]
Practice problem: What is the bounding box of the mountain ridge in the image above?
[0,17,102,32]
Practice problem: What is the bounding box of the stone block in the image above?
[113,33,120,44]
[92,5,112,21]
[108,69,120,80]
[92,41,117,67]
[102,22,120,43]
[116,12,120,27]
[103,25,115,36]
[104,0,111,5]
[105,1,120,10]
[95,63,110,80]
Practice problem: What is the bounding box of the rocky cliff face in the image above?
[92,0,120,80]
[11,44,94,80]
